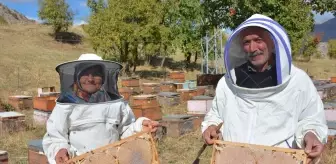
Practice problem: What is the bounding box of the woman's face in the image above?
[79,67,103,94]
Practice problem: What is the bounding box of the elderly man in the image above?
[43,54,159,164]
[202,14,328,163]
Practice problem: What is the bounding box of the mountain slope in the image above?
[0,3,35,24]
[314,17,336,42]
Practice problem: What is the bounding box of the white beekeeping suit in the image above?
[202,14,328,149]
[42,54,148,164]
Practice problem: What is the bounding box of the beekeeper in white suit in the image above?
[202,14,328,163]
[42,54,159,164]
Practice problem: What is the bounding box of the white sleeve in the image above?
[201,95,223,133]
[42,105,72,164]
[119,102,149,139]
[295,80,328,148]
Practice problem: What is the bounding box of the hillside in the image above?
[314,17,336,42]
[0,24,93,99]
[0,3,35,24]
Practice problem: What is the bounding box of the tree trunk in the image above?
[185,51,192,70]
[194,51,198,63]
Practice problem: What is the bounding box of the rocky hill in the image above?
[0,3,35,24]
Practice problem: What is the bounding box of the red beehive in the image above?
[121,77,140,87]
[131,95,162,121]
[8,95,33,111]
[160,81,177,92]
[142,83,160,94]
[118,87,133,101]
[177,89,198,102]
[0,150,8,164]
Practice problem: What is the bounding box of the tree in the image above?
[202,0,317,57]
[308,0,336,16]
[201,0,336,57]
[168,0,204,69]
[85,0,170,73]
[38,0,74,34]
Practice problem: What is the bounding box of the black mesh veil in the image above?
[55,60,123,103]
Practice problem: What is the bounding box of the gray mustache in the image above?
[248,51,263,57]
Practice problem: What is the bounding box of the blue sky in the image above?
[0,0,334,26]
[0,0,90,25]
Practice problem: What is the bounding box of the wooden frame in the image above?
[211,140,307,164]
[65,131,159,164]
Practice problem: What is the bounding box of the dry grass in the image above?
[0,24,335,164]
[293,58,336,79]
[0,24,93,100]
[0,110,46,164]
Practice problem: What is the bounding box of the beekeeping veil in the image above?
[55,54,123,103]
[224,14,292,86]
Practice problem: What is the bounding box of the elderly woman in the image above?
[43,54,159,164]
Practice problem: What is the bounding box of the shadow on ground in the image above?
[49,32,83,45]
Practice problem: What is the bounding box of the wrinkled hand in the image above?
[304,132,324,164]
[55,148,69,164]
[142,120,160,133]
[202,125,221,145]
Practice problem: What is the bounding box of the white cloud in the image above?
[25,16,42,23]
[79,1,87,7]
[74,20,88,26]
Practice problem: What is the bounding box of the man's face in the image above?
[79,66,103,94]
[240,27,274,68]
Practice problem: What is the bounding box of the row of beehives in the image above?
[117,71,220,139]
[314,77,336,101]
[313,77,336,148]
[0,87,60,164]
[4,86,60,127]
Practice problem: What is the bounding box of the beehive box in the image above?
[161,115,195,137]
[0,150,8,164]
[315,82,336,100]
[28,140,49,164]
[157,92,180,107]
[129,86,142,94]
[132,106,162,121]
[142,83,160,94]
[65,132,159,164]
[174,83,184,90]
[197,74,224,88]
[196,86,207,96]
[0,112,25,136]
[183,80,197,89]
[118,87,133,101]
[324,101,336,110]
[121,77,140,87]
[33,109,52,125]
[8,95,33,110]
[33,96,57,112]
[169,71,185,83]
[160,81,177,92]
[177,89,198,102]
[211,140,307,164]
[204,85,216,97]
[39,92,60,98]
[187,96,213,114]
[132,95,162,121]
[187,113,205,130]
[132,95,159,108]
[331,77,336,83]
